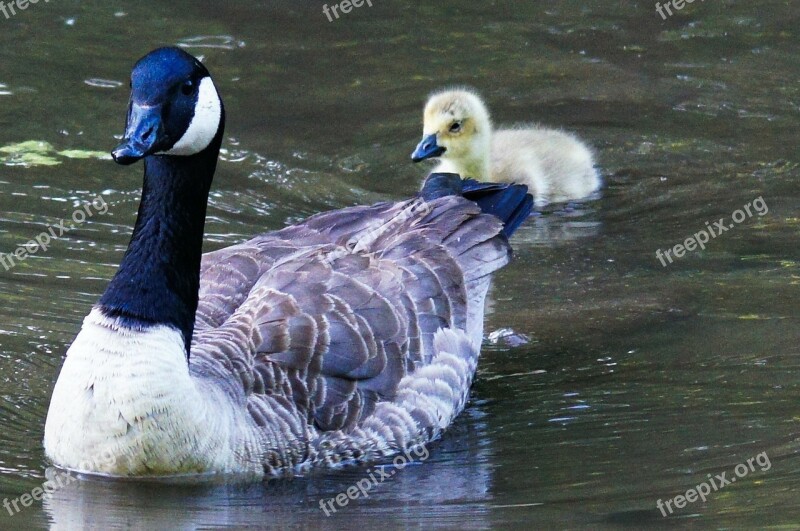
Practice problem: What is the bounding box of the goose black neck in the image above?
[99,134,222,357]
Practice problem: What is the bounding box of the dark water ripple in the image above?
[0,0,798,529]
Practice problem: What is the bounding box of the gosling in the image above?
[411,88,601,207]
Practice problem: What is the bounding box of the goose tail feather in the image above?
[420,173,533,237]
[340,327,479,456]
[461,178,534,237]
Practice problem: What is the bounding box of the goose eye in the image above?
[181,80,195,96]
[449,121,463,133]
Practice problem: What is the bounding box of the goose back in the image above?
[187,193,511,472]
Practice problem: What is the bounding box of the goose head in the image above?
[411,88,492,180]
[112,47,224,165]
[100,48,226,356]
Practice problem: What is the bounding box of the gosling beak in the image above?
[411,134,446,162]
[112,103,166,165]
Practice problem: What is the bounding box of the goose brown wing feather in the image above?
[191,196,508,440]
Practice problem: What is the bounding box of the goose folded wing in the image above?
[191,197,495,434]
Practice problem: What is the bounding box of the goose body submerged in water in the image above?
[412,88,601,207]
[43,48,533,478]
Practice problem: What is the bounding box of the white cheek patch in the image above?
[164,77,221,156]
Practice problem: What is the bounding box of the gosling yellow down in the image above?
[411,88,601,207]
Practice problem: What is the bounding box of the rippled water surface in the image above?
[0,1,798,529]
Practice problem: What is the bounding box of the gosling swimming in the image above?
[412,88,601,207]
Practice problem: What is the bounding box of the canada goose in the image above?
[411,88,601,207]
[43,48,533,478]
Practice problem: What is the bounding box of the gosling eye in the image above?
[181,80,195,96]
[449,121,463,133]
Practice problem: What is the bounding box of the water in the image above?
[0,1,798,528]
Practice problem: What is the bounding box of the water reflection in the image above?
[43,409,494,529]
[0,0,798,528]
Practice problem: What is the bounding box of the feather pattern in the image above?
[45,182,525,478]
[43,49,533,479]
[187,195,507,474]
